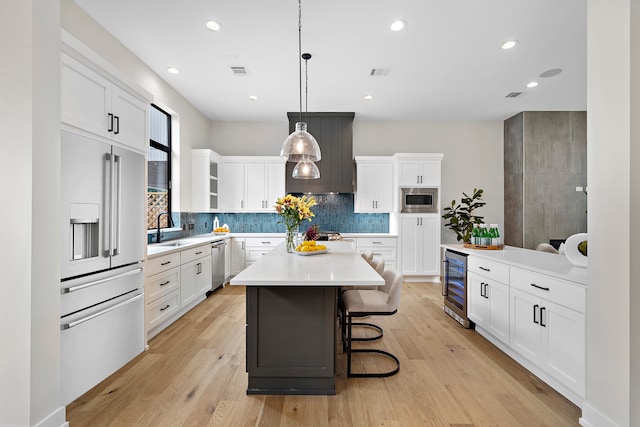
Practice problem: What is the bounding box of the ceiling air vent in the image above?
[505,91,526,98]
[370,68,392,77]
[230,66,249,76]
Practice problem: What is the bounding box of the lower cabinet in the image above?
[510,286,585,397]
[356,236,397,271]
[245,237,284,266]
[145,243,212,341]
[467,271,510,345]
[399,215,440,277]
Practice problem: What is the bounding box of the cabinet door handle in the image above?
[160,304,170,312]
[241,200,244,209]
[160,280,170,286]
[196,262,202,274]
[479,282,485,297]
[479,266,490,272]
[372,201,375,209]
[530,283,550,291]
[533,304,540,324]
[483,283,489,299]
[540,307,547,327]
[108,113,114,132]
[114,115,120,134]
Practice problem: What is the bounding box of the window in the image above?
[147,105,172,230]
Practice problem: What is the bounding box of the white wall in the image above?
[1,0,64,426]
[582,1,636,426]
[60,0,212,212]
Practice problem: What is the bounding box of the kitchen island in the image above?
[230,241,384,395]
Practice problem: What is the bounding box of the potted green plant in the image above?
[442,188,486,243]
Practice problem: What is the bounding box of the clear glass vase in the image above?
[285,225,299,253]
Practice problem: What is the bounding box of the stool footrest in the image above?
[347,349,400,378]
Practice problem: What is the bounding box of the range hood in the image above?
[285,112,355,194]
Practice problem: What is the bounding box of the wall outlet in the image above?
[576,186,583,192]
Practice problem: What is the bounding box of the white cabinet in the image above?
[399,215,440,277]
[145,252,181,340]
[180,245,212,308]
[220,157,285,212]
[192,149,221,212]
[230,238,246,275]
[467,270,510,345]
[356,236,397,271]
[61,52,148,153]
[394,153,443,187]
[245,237,285,266]
[354,157,394,213]
[509,268,585,397]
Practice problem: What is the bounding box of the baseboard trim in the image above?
[34,406,67,427]
[580,402,623,427]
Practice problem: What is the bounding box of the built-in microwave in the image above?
[401,187,439,213]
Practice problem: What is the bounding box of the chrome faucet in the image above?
[156,212,174,243]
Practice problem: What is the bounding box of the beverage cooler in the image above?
[442,249,472,328]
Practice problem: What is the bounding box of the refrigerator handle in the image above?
[441,258,449,296]
[105,153,115,257]
[113,154,122,256]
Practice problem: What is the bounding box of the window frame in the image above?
[148,104,172,229]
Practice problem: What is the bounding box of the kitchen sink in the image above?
[156,241,189,247]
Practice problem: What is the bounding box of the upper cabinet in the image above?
[394,153,444,187]
[192,149,221,212]
[285,112,355,194]
[60,51,149,154]
[219,157,285,212]
[354,156,394,213]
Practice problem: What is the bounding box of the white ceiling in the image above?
[74,0,587,122]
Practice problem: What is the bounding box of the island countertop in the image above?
[230,241,384,287]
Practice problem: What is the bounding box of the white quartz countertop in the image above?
[230,241,385,287]
[147,234,228,258]
[441,244,588,286]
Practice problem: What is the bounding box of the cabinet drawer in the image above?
[180,244,210,264]
[510,268,585,313]
[357,237,396,248]
[247,248,274,262]
[146,289,180,330]
[245,237,284,247]
[146,252,181,276]
[359,248,397,261]
[145,268,180,303]
[468,256,509,284]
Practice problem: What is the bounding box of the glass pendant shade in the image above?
[292,158,320,179]
[280,122,321,162]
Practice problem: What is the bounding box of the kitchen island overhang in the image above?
[230,241,384,395]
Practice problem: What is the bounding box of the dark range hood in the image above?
[285,112,355,194]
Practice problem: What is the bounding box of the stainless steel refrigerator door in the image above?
[110,145,145,269]
[61,131,112,278]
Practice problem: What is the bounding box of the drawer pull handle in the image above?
[262,241,271,244]
[160,261,171,266]
[160,280,170,286]
[479,266,490,272]
[195,251,203,255]
[533,304,540,324]
[372,252,382,256]
[372,241,382,244]
[530,283,550,291]
[160,304,170,311]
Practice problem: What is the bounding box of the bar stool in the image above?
[343,269,403,377]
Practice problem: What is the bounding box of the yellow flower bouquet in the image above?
[274,194,317,252]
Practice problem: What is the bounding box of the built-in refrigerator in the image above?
[59,130,145,405]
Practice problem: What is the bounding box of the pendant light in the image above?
[280,0,321,175]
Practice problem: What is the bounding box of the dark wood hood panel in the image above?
[286,112,355,194]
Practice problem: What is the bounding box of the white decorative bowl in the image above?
[564,233,588,268]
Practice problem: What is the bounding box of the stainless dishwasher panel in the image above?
[211,240,227,290]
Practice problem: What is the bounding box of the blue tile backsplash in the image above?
[149,193,388,243]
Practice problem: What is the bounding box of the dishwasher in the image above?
[210,240,227,291]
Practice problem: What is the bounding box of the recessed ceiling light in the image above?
[501,40,518,50]
[526,81,539,88]
[540,68,563,78]
[167,67,180,74]
[390,20,406,31]
[364,95,374,101]
[248,95,258,101]
[206,20,221,31]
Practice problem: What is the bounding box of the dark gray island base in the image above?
[245,286,337,395]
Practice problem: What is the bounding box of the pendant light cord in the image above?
[298,0,303,124]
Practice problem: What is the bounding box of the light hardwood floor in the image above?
[66,282,581,426]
